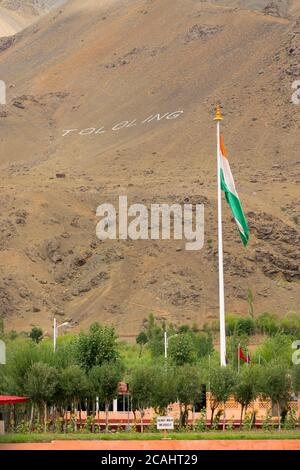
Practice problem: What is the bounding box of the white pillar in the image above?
[113,399,118,412]
[53,318,57,352]
[215,108,227,366]
[164,331,168,360]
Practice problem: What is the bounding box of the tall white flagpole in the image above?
[53,317,57,353]
[214,105,227,366]
[164,330,168,360]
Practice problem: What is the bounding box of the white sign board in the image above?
[0,80,6,105]
[156,416,174,430]
[0,340,5,365]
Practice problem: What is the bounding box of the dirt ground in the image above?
[1,439,300,450]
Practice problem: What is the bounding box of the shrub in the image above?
[195,409,207,432]
[261,412,272,431]
[255,335,292,365]
[283,409,297,430]
[255,313,279,336]
[226,417,235,431]
[29,326,43,343]
[168,334,197,366]
[242,412,253,431]
[279,312,300,336]
[146,420,157,433]
[226,315,239,335]
[212,410,222,430]
[194,332,214,358]
[226,314,255,336]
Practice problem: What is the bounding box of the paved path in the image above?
[1,440,300,450]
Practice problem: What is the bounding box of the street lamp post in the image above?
[164,332,178,360]
[53,318,70,352]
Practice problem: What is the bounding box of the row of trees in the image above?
[136,314,214,364]
[205,311,300,337]
[131,361,300,432]
[1,321,300,432]
[2,358,300,433]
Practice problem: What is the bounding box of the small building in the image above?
[0,396,29,434]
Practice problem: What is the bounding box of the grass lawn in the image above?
[1,430,300,443]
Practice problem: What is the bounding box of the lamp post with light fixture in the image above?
[53,318,70,352]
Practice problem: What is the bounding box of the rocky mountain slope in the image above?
[0,0,299,336]
[0,0,65,36]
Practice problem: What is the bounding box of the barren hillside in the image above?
[0,0,65,36]
[0,0,299,336]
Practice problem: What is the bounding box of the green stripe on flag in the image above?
[220,169,249,246]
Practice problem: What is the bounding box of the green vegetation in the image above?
[176,366,203,428]
[136,331,148,357]
[0,314,299,437]
[209,366,237,429]
[151,366,177,416]
[1,431,300,444]
[260,361,292,431]
[292,365,300,394]
[29,326,44,344]
[24,362,58,432]
[233,366,259,427]
[130,365,154,432]
[74,323,119,371]
[90,362,122,432]
[206,311,300,338]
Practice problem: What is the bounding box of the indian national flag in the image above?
[219,135,249,246]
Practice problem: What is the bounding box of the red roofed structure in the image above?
[0,396,29,405]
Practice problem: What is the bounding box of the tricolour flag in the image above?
[219,135,249,246]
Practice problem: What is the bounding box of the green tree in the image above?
[74,323,119,371]
[59,365,89,431]
[177,324,190,334]
[151,366,177,415]
[136,331,148,358]
[176,365,203,428]
[89,362,122,432]
[146,314,164,358]
[210,366,237,430]
[0,316,4,336]
[292,365,300,395]
[255,334,291,365]
[226,314,255,336]
[4,341,40,395]
[8,330,18,340]
[279,312,300,336]
[194,332,214,359]
[168,334,196,366]
[130,365,154,432]
[29,326,43,343]
[24,362,58,432]
[259,361,291,431]
[234,366,259,427]
[50,337,76,369]
[255,312,279,336]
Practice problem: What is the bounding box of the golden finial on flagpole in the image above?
[214,104,223,121]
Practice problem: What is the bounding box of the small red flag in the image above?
[239,346,249,363]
